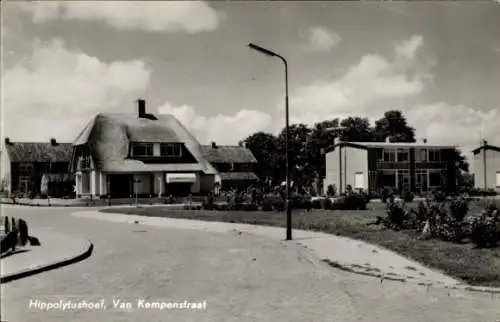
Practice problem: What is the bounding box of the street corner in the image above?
[1,227,93,284]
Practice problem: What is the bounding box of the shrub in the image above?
[326,185,336,197]
[202,193,215,210]
[401,190,414,203]
[243,202,259,211]
[342,193,368,210]
[261,197,274,211]
[311,198,323,209]
[322,198,333,210]
[432,190,447,202]
[470,215,499,248]
[290,195,312,211]
[448,197,469,222]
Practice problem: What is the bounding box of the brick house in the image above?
[201,142,259,192]
[0,138,74,197]
[323,140,458,195]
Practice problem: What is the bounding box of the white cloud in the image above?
[12,1,221,33]
[290,37,429,124]
[2,39,151,141]
[395,35,423,61]
[157,103,273,145]
[304,26,342,52]
[406,103,500,155]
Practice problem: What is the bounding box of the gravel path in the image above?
[1,205,499,322]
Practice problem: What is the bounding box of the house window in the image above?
[397,170,410,189]
[496,171,500,188]
[131,143,154,157]
[376,149,383,161]
[354,172,364,189]
[160,143,182,157]
[415,149,427,162]
[19,163,33,173]
[429,170,444,187]
[383,149,396,162]
[428,150,441,162]
[19,176,31,192]
[397,149,409,162]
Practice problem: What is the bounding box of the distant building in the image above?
[323,140,458,195]
[201,142,259,192]
[70,99,259,198]
[0,138,74,197]
[472,141,500,192]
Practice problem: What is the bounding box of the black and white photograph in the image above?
[1,0,500,321]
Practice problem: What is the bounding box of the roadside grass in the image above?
[100,201,500,287]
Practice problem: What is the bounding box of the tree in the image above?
[277,124,314,191]
[373,110,416,143]
[339,117,374,142]
[242,132,281,186]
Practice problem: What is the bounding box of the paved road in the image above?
[1,206,500,322]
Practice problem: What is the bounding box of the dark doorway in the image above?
[108,174,132,198]
[166,183,192,197]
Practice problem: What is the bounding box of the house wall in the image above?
[324,145,369,194]
[190,173,201,194]
[344,147,369,191]
[200,174,217,193]
[133,174,152,195]
[474,149,500,191]
[324,147,340,194]
[0,145,11,193]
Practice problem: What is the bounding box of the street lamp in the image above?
[248,42,292,241]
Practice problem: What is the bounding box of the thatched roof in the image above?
[5,142,73,163]
[219,172,259,181]
[201,145,257,164]
[72,113,217,174]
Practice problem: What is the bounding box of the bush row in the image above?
[375,194,500,248]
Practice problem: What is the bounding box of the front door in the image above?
[416,170,428,193]
[108,175,133,198]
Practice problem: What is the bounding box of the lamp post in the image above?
[248,42,292,241]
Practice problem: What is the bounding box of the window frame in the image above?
[160,143,182,157]
[383,149,396,162]
[131,143,154,157]
[396,149,409,162]
[428,150,442,162]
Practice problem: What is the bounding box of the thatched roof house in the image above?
[72,113,217,174]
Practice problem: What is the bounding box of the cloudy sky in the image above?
[2,1,500,159]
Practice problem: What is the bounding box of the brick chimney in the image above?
[4,137,11,145]
[422,138,427,144]
[137,99,146,118]
[50,138,58,146]
[211,142,217,149]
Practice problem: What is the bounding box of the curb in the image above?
[321,259,500,295]
[0,241,94,284]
